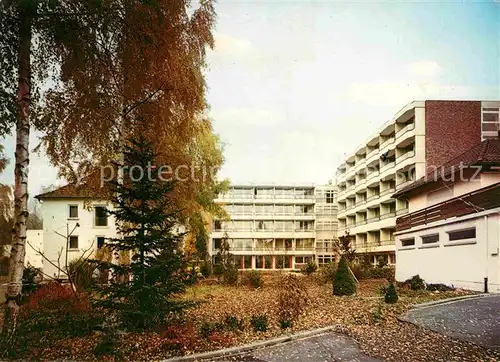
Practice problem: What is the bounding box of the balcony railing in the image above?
[355,219,367,226]
[380,211,396,220]
[380,161,396,173]
[380,137,395,150]
[367,215,380,223]
[366,194,380,202]
[366,170,380,180]
[380,187,395,197]
[396,208,409,216]
[356,199,367,206]
[396,150,415,165]
[396,183,500,231]
[366,148,379,161]
[316,247,336,253]
[396,123,415,139]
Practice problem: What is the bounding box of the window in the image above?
[421,234,439,244]
[326,190,335,204]
[94,206,108,227]
[69,236,79,249]
[448,228,476,241]
[68,205,78,219]
[482,107,500,140]
[97,236,105,249]
[401,237,415,247]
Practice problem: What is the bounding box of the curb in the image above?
[409,293,489,310]
[162,325,337,362]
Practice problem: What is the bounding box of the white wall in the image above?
[25,230,43,269]
[40,199,118,278]
[396,211,500,292]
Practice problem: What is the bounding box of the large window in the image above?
[482,107,500,140]
[97,236,105,249]
[401,237,415,247]
[326,190,335,203]
[422,234,439,244]
[94,206,108,227]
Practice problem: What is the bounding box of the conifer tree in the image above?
[333,255,357,296]
[93,136,192,330]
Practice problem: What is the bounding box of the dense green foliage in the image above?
[384,282,398,303]
[333,255,357,296]
[92,137,192,330]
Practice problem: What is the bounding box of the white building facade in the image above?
[210,184,338,270]
[394,138,500,292]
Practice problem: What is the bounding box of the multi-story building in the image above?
[335,100,500,266]
[210,184,337,270]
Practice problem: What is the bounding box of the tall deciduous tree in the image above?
[36,0,220,218]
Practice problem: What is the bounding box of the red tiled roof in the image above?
[393,138,500,198]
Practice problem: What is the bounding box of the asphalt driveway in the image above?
[402,295,500,351]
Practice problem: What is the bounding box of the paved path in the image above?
[403,295,500,351]
[211,332,379,362]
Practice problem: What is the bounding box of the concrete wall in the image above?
[41,199,118,278]
[425,100,481,170]
[396,211,500,292]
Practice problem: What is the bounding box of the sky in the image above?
[1,0,499,196]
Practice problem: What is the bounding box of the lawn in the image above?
[18,273,500,361]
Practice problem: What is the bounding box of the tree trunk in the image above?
[5,2,32,324]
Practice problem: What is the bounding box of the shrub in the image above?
[426,283,455,292]
[250,314,268,332]
[316,262,337,285]
[301,260,318,275]
[200,321,224,338]
[244,270,263,288]
[67,259,96,292]
[407,275,425,290]
[277,274,308,328]
[333,256,357,296]
[21,264,40,300]
[384,282,398,303]
[200,261,212,278]
[222,264,239,285]
[224,315,245,331]
[376,256,388,268]
[279,320,292,329]
[213,263,225,279]
[12,282,101,356]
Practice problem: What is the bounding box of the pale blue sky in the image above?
[1,0,499,195]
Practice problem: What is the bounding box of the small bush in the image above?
[372,303,384,324]
[21,264,40,300]
[277,274,308,328]
[384,282,398,303]
[224,315,245,331]
[200,262,212,277]
[426,283,455,292]
[333,256,356,296]
[279,319,292,329]
[244,270,263,288]
[407,275,425,290]
[316,262,337,285]
[301,260,318,275]
[250,314,268,332]
[67,259,96,292]
[222,264,239,285]
[376,256,388,268]
[200,321,224,338]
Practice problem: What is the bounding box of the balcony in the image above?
[367,215,380,223]
[396,150,415,165]
[366,148,379,163]
[396,179,415,190]
[380,187,395,197]
[356,199,367,206]
[356,219,367,226]
[380,161,395,173]
[396,208,409,216]
[366,169,379,181]
[366,194,380,202]
[396,123,415,139]
[380,211,396,220]
[379,137,395,151]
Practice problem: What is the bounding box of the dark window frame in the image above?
[448,228,476,242]
[69,235,79,249]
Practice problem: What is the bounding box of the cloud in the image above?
[408,60,442,78]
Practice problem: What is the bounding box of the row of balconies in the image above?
[337,122,416,179]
